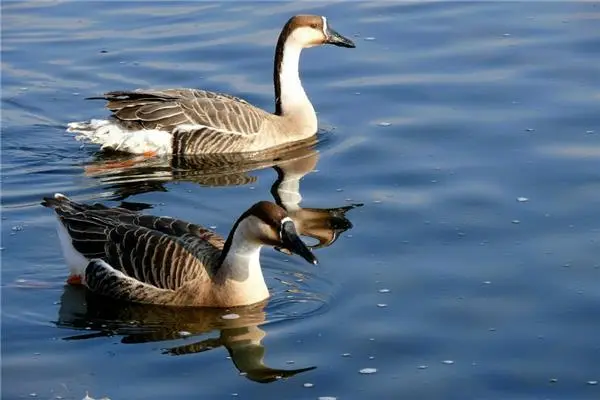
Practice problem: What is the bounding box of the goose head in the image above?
[229,201,318,265]
[281,15,356,49]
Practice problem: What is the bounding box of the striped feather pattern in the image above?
[98,89,268,137]
[43,194,223,305]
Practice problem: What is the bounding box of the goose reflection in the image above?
[82,139,362,251]
[55,285,315,383]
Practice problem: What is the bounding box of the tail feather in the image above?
[41,193,71,209]
[66,119,172,155]
[85,91,178,102]
[41,193,111,214]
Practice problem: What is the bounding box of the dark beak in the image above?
[280,221,318,265]
[325,26,356,48]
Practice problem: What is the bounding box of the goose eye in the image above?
[310,23,318,29]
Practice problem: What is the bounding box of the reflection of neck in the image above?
[277,173,302,211]
[272,165,305,212]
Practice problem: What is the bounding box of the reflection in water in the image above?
[55,286,316,383]
[82,138,321,195]
[83,139,363,251]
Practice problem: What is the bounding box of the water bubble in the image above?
[525,128,535,132]
[549,378,558,383]
[303,383,314,388]
[586,130,595,134]
[418,365,428,370]
[376,303,387,308]
[178,331,192,337]
[359,368,377,374]
[517,197,529,202]
[364,37,376,41]
[511,219,520,224]
[442,360,454,365]
[378,288,390,293]
[587,380,598,385]
[377,122,391,127]
[222,313,240,320]
[318,397,337,400]
[341,353,351,357]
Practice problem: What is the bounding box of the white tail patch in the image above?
[56,217,89,281]
[67,119,173,155]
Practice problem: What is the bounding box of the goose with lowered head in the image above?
[42,193,318,307]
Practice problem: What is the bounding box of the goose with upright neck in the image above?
[67,15,355,155]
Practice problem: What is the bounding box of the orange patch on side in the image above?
[84,151,158,174]
[67,275,83,285]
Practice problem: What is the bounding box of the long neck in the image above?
[219,219,266,287]
[273,35,316,124]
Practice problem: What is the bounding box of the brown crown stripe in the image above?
[218,201,288,267]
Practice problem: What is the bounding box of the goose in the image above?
[42,193,318,307]
[67,15,355,155]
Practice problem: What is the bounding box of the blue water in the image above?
[2,1,600,399]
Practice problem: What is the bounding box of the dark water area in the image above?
[2,1,600,399]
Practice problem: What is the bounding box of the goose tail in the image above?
[67,119,173,155]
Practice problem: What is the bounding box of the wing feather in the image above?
[95,89,269,136]
[85,259,176,305]
[47,196,224,292]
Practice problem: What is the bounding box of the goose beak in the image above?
[325,27,356,48]
[281,221,318,265]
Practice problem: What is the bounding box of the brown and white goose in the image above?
[67,15,355,155]
[42,193,317,307]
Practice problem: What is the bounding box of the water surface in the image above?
[2,1,600,399]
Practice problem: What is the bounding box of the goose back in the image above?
[43,195,227,306]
